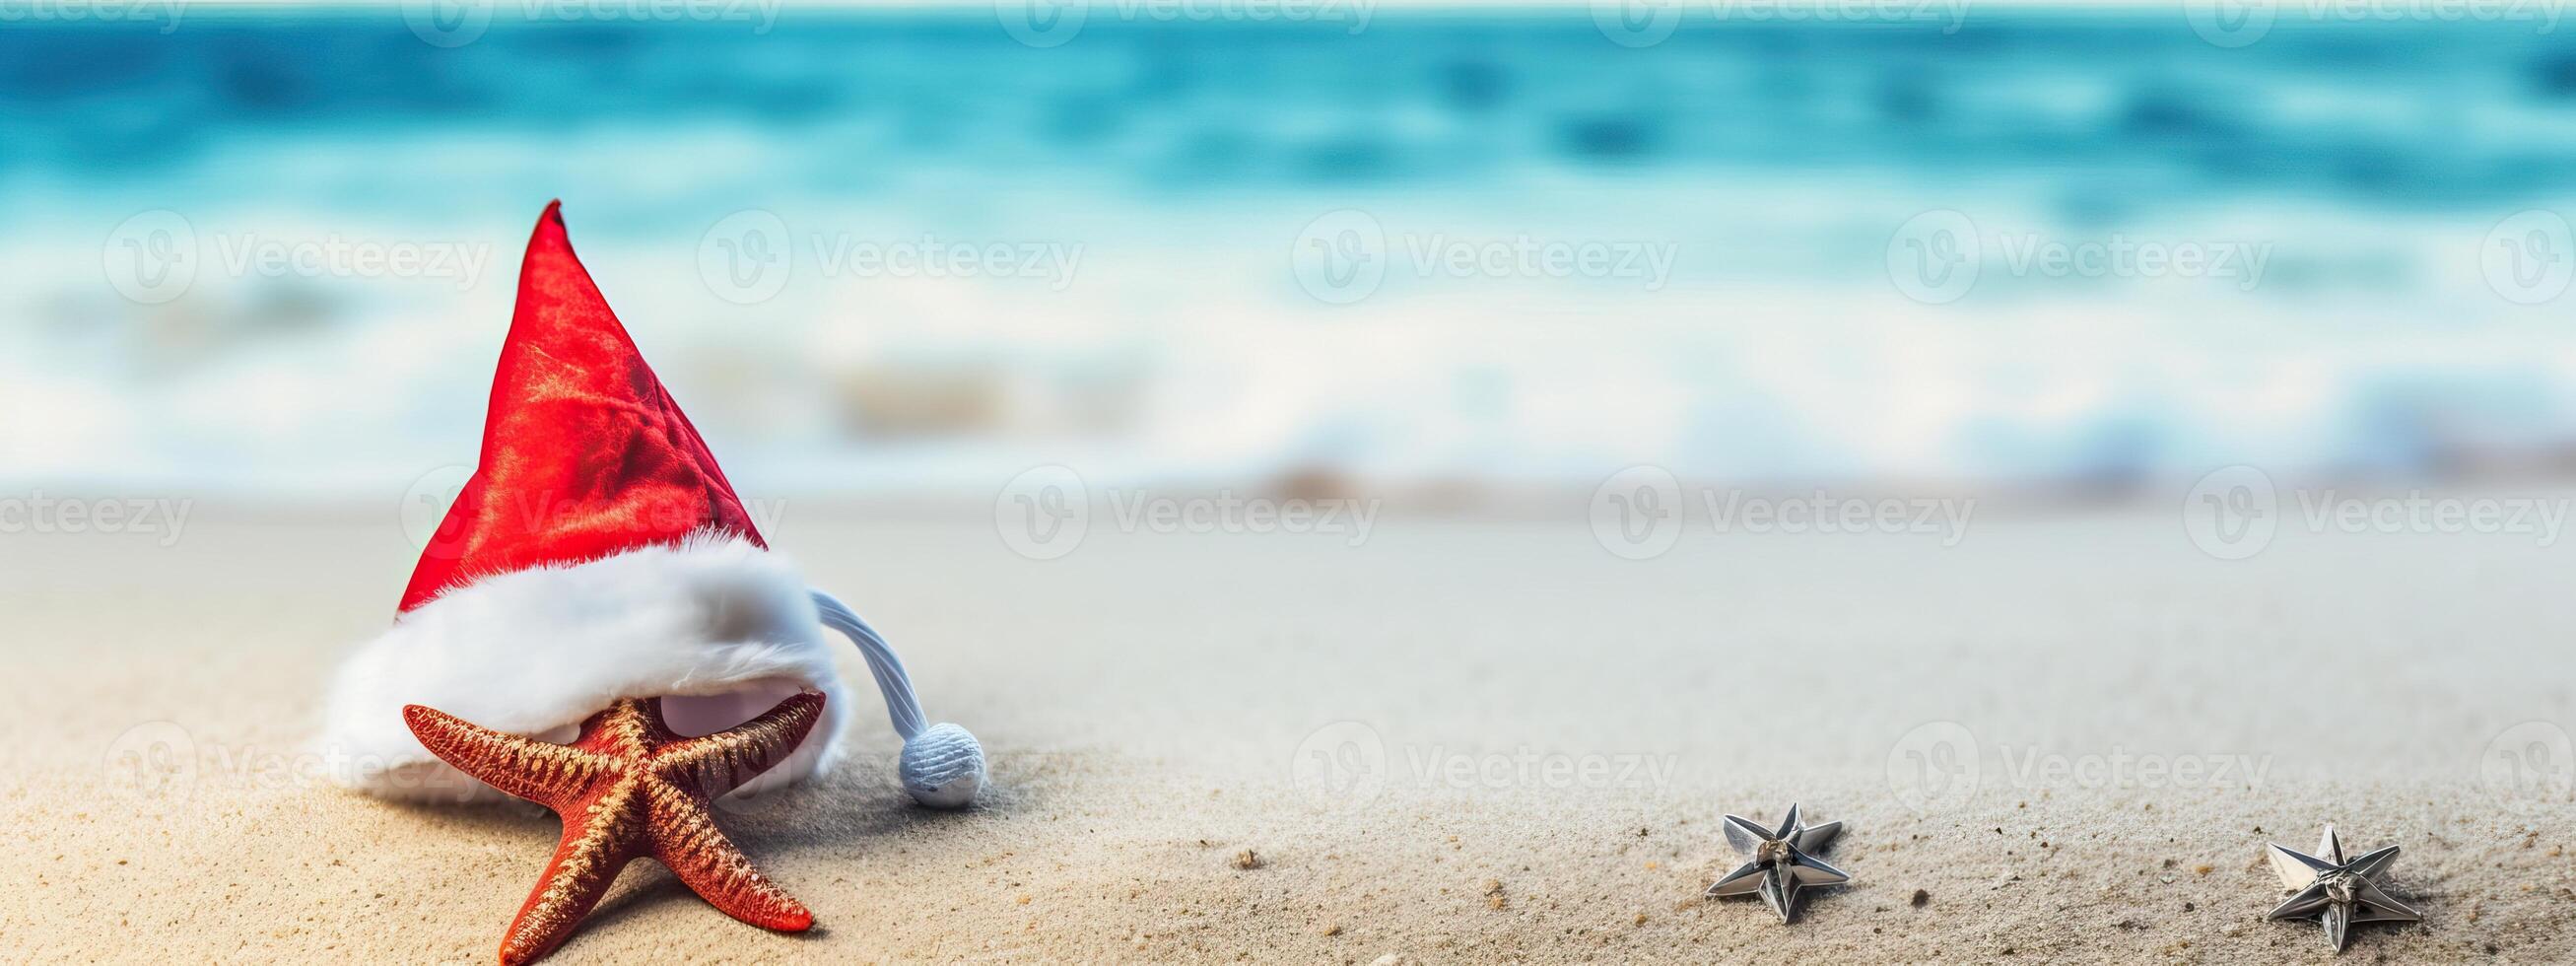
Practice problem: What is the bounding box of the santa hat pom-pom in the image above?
[811,589,985,808]
[901,723,986,808]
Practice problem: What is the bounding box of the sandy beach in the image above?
[3,499,2572,963]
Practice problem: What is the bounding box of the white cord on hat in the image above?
[809,589,985,808]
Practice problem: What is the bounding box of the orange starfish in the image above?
[402,693,825,964]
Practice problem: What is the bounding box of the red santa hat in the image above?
[324,202,983,807]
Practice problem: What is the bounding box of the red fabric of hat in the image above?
[401,200,764,612]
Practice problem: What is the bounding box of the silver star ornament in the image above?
[2265,824,2419,952]
[1704,802,1849,923]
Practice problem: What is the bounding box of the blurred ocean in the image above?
[8,8,2576,497]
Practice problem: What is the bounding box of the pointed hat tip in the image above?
[524,200,576,259]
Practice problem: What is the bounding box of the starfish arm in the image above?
[2317,825,2344,866]
[655,692,827,799]
[403,705,611,806]
[2320,901,2352,951]
[1722,814,1776,856]
[499,789,646,966]
[1756,866,1796,923]
[646,786,814,932]
[1773,803,1803,841]
[2267,844,2334,890]
[2267,882,2331,921]
[1785,850,1850,887]
[1705,860,1767,897]
[2343,844,2401,880]
[1793,819,1842,854]
[2350,878,2421,923]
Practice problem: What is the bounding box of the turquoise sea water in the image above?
[6,9,2576,492]
[12,12,2576,206]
